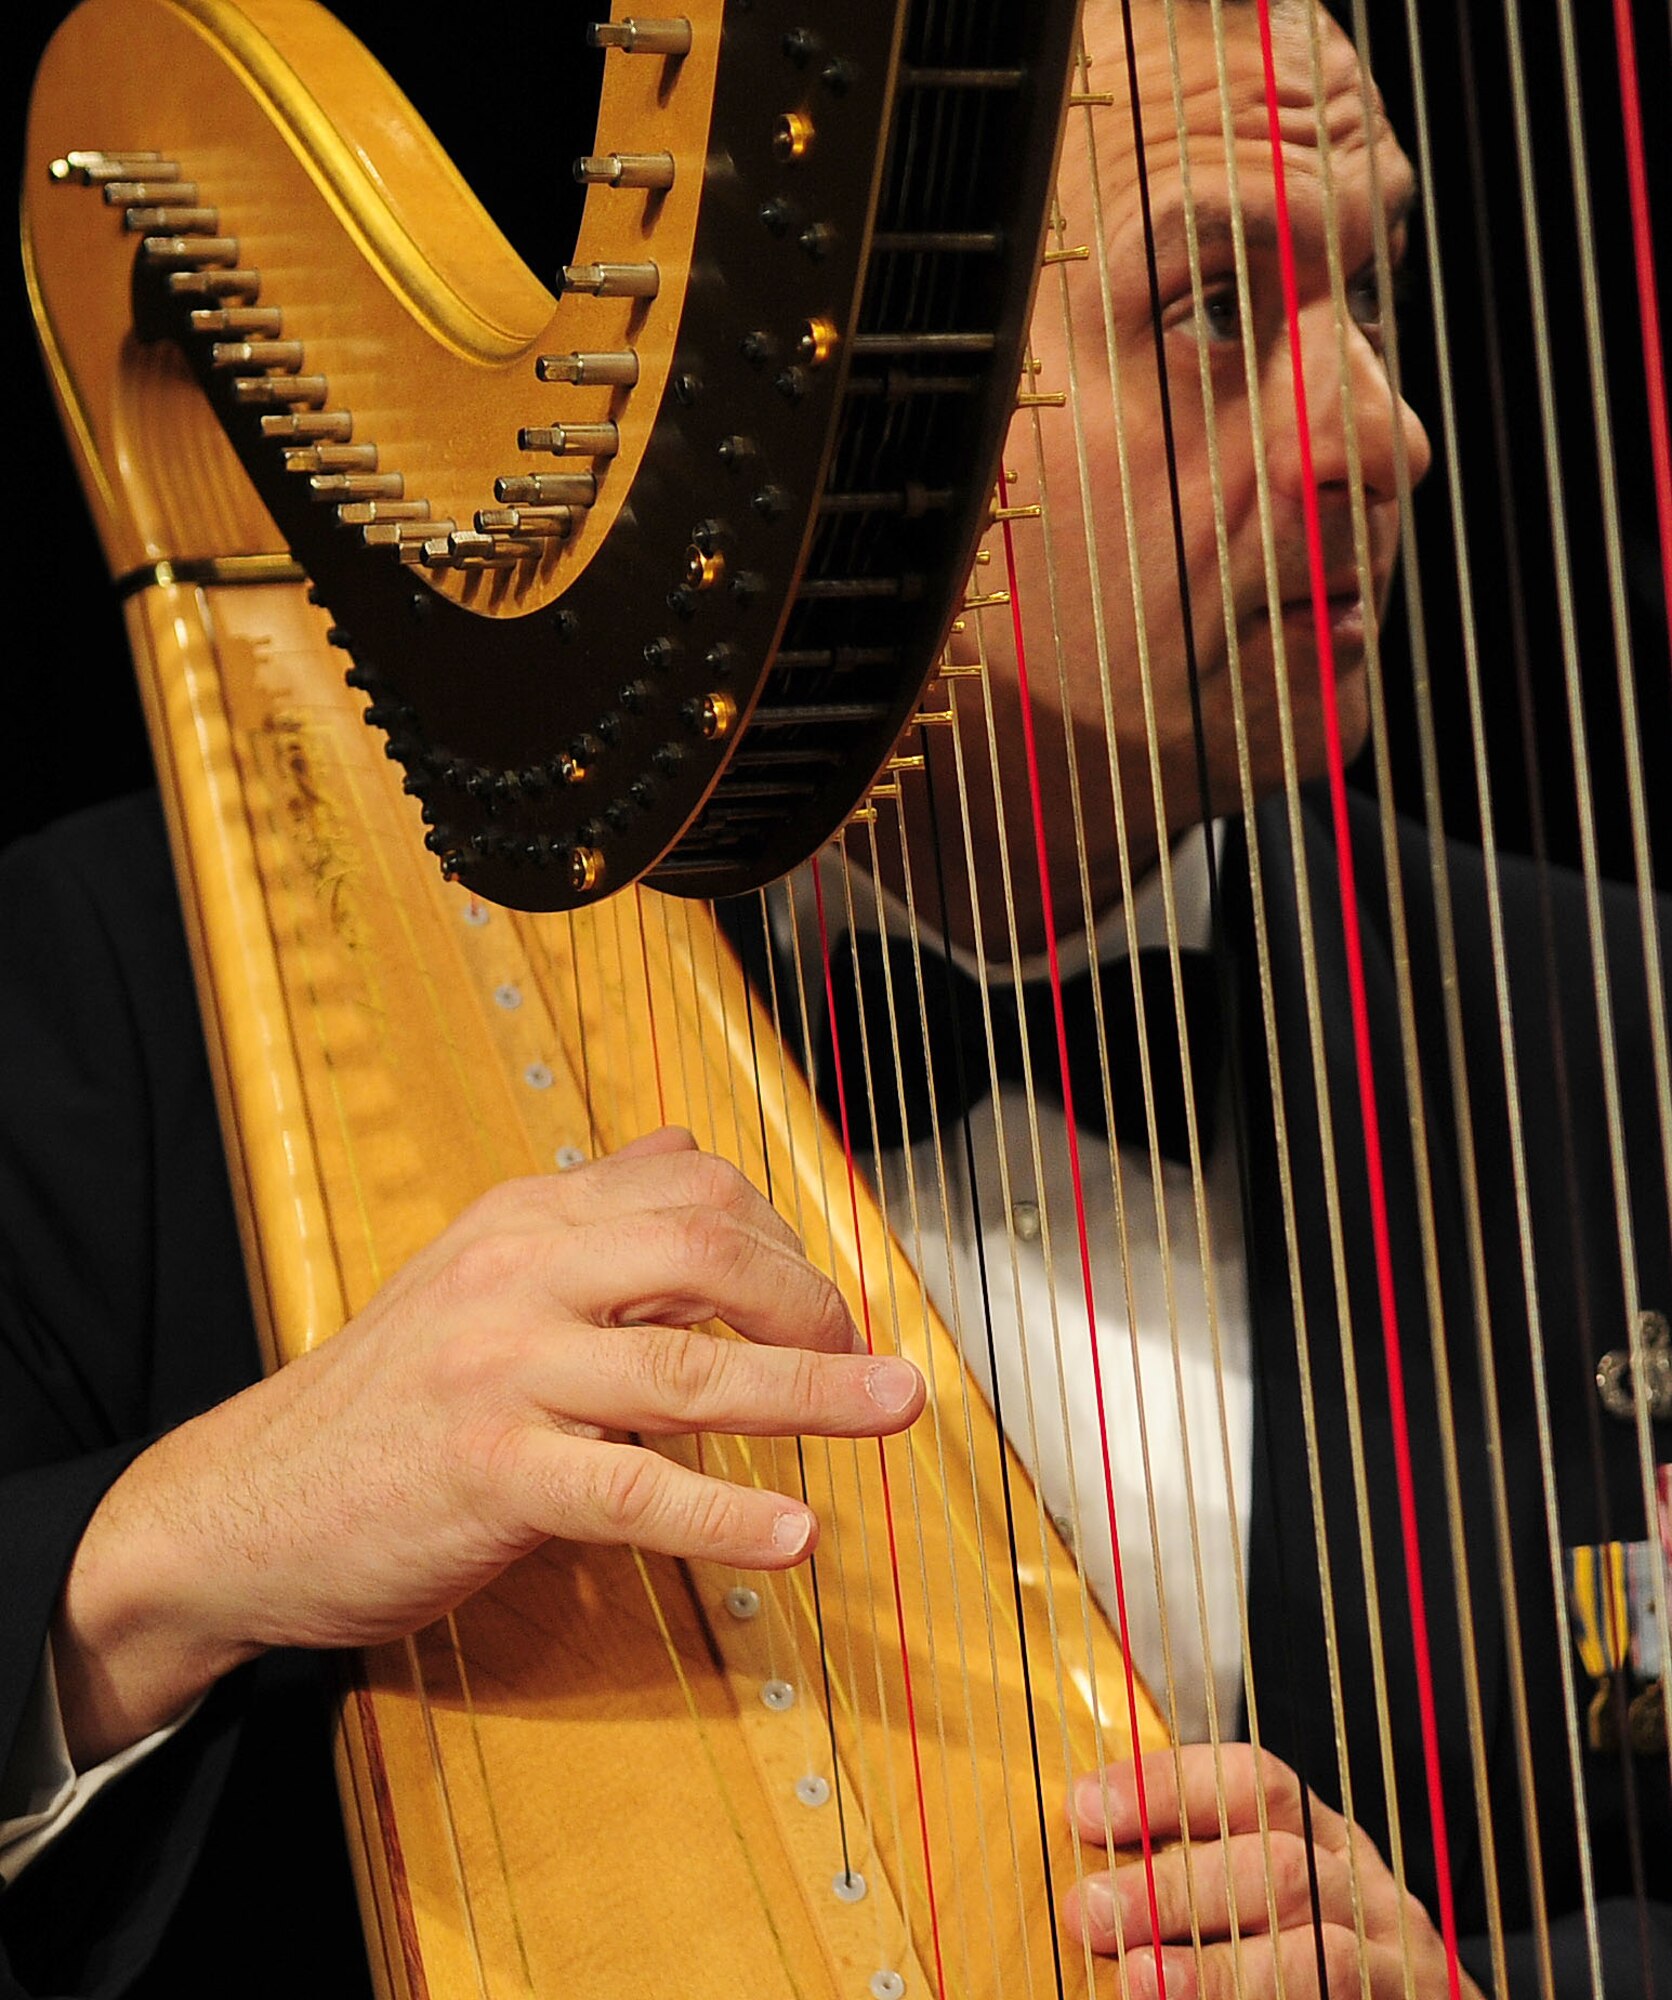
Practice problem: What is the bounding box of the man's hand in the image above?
[52,1129,924,1765]
[1063,1747,1484,1999]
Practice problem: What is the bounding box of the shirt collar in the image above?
[782,821,1226,990]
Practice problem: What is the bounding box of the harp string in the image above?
[1035,62,1257,1981]
[1297,1,1515,1984]
[878,779,1070,1999]
[809,862,953,1999]
[1196,0,1421,1969]
[844,824,1027,1998]
[772,864,904,1933]
[810,860,948,1972]
[1115,3,1391,1982]
[1547,0,1672,1764]
[911,703,1083,2000]
[733,897,856,1876]
[986,461,1183,1991]
[831,835,983,1982]
[1501,0,1672,1809]
[1342,3,1560,1987]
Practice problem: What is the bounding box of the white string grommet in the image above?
[794,1774,830,1807]
[523,1063,554,1090]
[760,1677,795,1712]
[494,982,523,1010]
[725,1585,762,1620]
[870,1973,905,1999]
[462,902,490,928]
[554,1146,586,1170]
[832,1869,867,1904]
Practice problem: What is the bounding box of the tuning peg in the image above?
[535,350,640,386]
[574,152,676,190]
[559,262,660,299]
[516,423,620,457]
[586,17,692,54]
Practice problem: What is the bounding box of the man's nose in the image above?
[1263,305,1432,507]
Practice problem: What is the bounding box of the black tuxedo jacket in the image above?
[1,790,1666,1995]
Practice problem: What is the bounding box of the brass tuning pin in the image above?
[560,261,660,299]
[535,351,640,387]
[586,17,693,55]
[574,153,676,191]
[517,423,620,457]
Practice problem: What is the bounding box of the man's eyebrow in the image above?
[1135,179,1418,267]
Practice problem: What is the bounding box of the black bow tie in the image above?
[816,926,1224,1165]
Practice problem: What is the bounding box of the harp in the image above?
[18,0,1672,1996]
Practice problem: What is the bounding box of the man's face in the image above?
[890,0,1432,950]
[888,0,1440,952]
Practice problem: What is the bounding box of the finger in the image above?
[1071,1747,1350,1853]
[542,1323,924,1438]
[547,1206,859,1354]
[1066,1923,1379,2000]
[492,1145,805,1256]
[519,1431,819,1568]
[1071,1833,1356,1954]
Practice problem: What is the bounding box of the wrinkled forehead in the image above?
[1070,0,1414,249]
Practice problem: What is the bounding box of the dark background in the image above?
[5,0,1670,884]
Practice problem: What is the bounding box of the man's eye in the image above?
[1167,283,1243,347]
[1347,262,1409,346]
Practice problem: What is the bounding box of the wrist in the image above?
[51,1439,263,1768]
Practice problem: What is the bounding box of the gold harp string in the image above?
[827,834,985,1983]
[742,882,867,1839]
[1067,10,1265,1811]
[1363,2,1569,1980]
[726,892,859,1822]
[1032,72,1256,1980]
[1099,5,1391,1983]
[777,866,912,1960]
[844,823,1014,2000]
[1198,0,1422,1949]
[898,690,1121,1999]
[965,411,1221,1994]
[1500,0,1672,1830]
[935,595,1154,1992]
[720,884,888,1896]
[1293,4,1518,1986]
[1546,0,1672,1743]
[880,773,1066,1996]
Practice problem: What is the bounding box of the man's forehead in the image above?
[1074,0,1414,253]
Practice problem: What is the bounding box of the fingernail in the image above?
[772,1509,813,1557]
[865,1358,921,1414]
[1126,1952,1159,1999]
[1081,1875,1117,1937]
